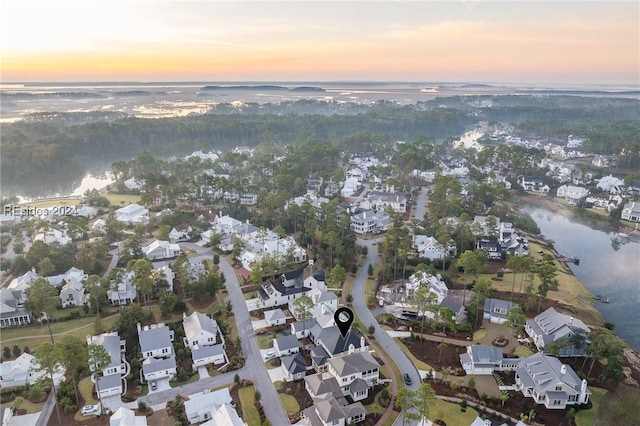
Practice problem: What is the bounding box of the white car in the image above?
[263,350,276,360]
[81,404,99,415]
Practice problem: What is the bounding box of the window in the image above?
[553,400,562,406]
[556,386,562,391]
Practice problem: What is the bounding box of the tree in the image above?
[293,294,314,326]
[2,346,11,359]
[11,397,24,414]
[25,278,59,343]
[499,391,509,407]
[85,274,107,314]
[470,278,493,326]
[34,342,63,423]
[36,257,56,277]
[57,335,88,406]
[456,249,488,305]
[128,258,154,310]
[506,306,526,336]
[414,286,437,336]
[87,344,111,414]
[326,264,346,289]
[396,383,436,426]
[12,345,21,358]
[437,342,447,363]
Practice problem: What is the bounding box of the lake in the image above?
[524,207,640,349]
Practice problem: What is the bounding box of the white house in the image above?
[525,307,590,356]
[274,334,300,357]
[60,279,86,308]
[364,191,408,213]
[34,228,72,246]
[264,308,287,327]
[405,271,449,304]
[483,298,517,324]
[110,407,148,426]
[108,271,137,305]
[458,345,518,375]
[169,224,193,242]
[621,201,640,223]
[322,351,379,402]
[556,185,589,205]
[518,176,550,193]
[240,193,258,206]
[515,353,591,409]
[138,322,176,382]
[143,239,181,260]
[115,204,149,225]
[7,269,38,302]
[0,288,31,328]
[301,399,366,426]
[184,388,233,424]
[341,177,361,197]
[350,209,390,234]
[413,235,446,261]
[87,332,130,399]
[281,353,308,381]
[182,312,226,367]
[0,353,64,388]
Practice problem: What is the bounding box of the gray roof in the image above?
[142,356,176,375]
[183,312,218,341]
[97,373,122,391]
[89,333,122,370]
[304,372,342,397]
[292,319,316,333]
[310,345,329,366]
[315,292,337,303]
[316,399,347,423]
[349,378,369,393]
[139,324,173,353]
[317,327,365,356]
[275,334,299,351]
[192,344,225,362]
[282,353,307,375]
[529,307,589,348]
[265,309,286,322]
[469,345,503,363]
[483,298,517,317]
[440,296,462,313]
[327,351,379,377]
[345,402,366,419]
[517,353,588,396]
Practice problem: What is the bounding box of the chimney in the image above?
[360,336,365,348]
[183,312,187,320]
[569,317,574,324]
[579,379,588,404]
[560,364,567,375]
[136,322,142,334]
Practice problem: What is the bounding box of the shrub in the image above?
[254,390,261,402]
[346,294,353,303]
[496,270,504,278]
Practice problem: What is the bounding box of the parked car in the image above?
[81,404,99,415]
[263,350,276,360]
[404,373,412,385]
[150,380,157,390]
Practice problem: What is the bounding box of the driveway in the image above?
[197,366,210,379]
[352,237,421,390]
[147,377,171,394]
[267,366,286,382]
[252,319,269,330]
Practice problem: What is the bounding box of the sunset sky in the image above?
[1,0,638,84]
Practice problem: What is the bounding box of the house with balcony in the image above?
[0,288,31,328]
[515,353,590,409]
[483,298,517,324]
[108,271,137,305]
[138,322,176,382]
[169,224,193,242]
[621,201,640,223]
[115,204,149,225]
[413,235,446,261]
[363,191,408,213]
[525,307,590,356]
[518,176,550,193]
[556,185,589,205]
[184,388,234,424]
[142,239,181,260]
[60,279,86,308]
[0,353,64,388]
[350,209,390,234]
[87,332,130,399]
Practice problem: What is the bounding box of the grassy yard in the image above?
[366,384,391,415]
[238,386,261,426]
[575,387,607,426]
[256,333,273,350]
[78,376,98,405]
[472,329,488,342]
[103,193,141,207]
[394,338,434,371]
[0,399,45,415]
[430,398,479,425]
[19,198,82,209]
[170,373,199,388]
[1,314,119,350]
[514,345,534,357]
[278,393,299,416]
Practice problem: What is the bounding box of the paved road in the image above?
[352,237,421,391]
[414,186,429,222]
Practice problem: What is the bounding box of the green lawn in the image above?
[19,198,82,209]
[576,387,607,426]
[1,314,119,350]
[0,399,45,415]
[366,384,391,415]
[514,345,534,357]
[278,393,299,415]
[430,398,479,425]
[103,193,141,207]
[78,376,98,405]
[170,373,199,388]
[256,333,273,350]
[238,386,261,426]
[473,329,488,341]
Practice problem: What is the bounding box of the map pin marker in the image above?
[334,307,354,338]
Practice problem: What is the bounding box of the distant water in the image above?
[525,207,640,349]
[2,81,639,122]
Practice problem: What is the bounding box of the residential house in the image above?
[405,271,448,303]
[142,239,181,260]
[257,277,312,311]
[483,298,517,324]
[45,267,88,289]
[114,204,149,225]
[200,403,247,426]
[413,235,446,261]
[621,201,640,223]
[87,332,130,399]
[138,322,177,382]
[309,327,368,372]
[184,388,233,424]
[556,185,589,205]
[515,353,590,409]
[350,209,390,234]
[281,353,308,381]
[110,407,147,426]
[440,297,466,324]
[91,218,107,233]
[0,353,64,388]
[459,345,515,375]
[525,308,590,356]
[477,240,502,259]
[291,319,317,340]
[341,177,361,197]
[518,176,550,193]
[265,308,287,327]
[7,269,39,301]
[0,288,31,328]
[274,334,300,357]
[108,271,137,305]
[60,279,86,308]
[34,228,72,246]
[182,312,226,367]
[240,193,258,206]
[325,351,380,401]
[154,265,174,293]
[169,224,193,242]
[364,191,408,213]
[301,398,366,426]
